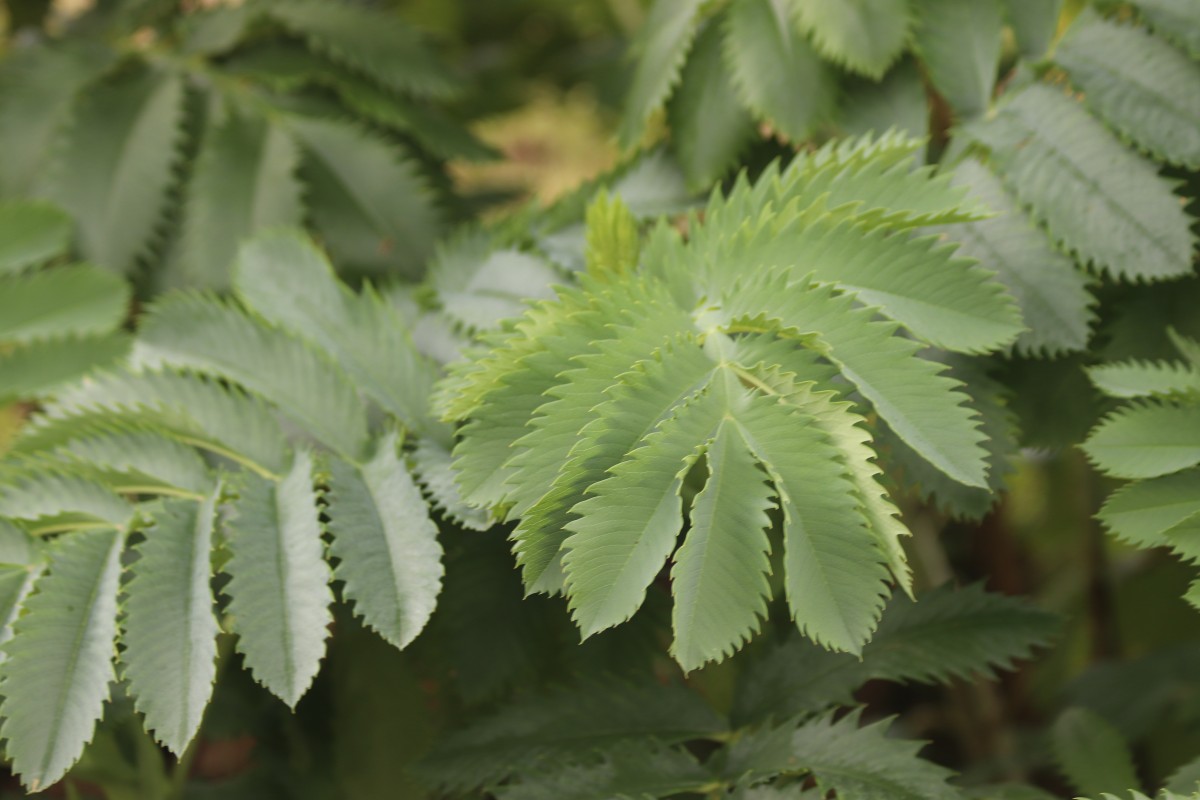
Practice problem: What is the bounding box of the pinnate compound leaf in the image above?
[179,112,304,288]
[223,451,333,707]
[1052,708,1140,797]
[912,0,1004,117]
[45,67,184,274]
[122,492,220,755]
[1056,10,1200,168]
[618,0,706,147]
[966,83,1196,282]
[326,433,442,650]
[0,528,124,792]
[0,203,72,274]
[725,0,836,141]
[671,423,774,672]
[1083,402,1200,479]
[791,0,911,78]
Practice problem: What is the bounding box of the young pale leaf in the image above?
[122,492,220,755]
[223,451,333,707]
[0,203,72,275]
[671,423,774,672]
[1083,402,1200,479]
[791,0,911,78]
[289,115,441,277]
[937,158,1093,356]
[618,0,706,147]
[1055,10,1200,168]
[1003,0,1063,59]
[912,0,1003,117]
[1053,708,1140,797]
[179,112,304,288]
[669,16,756,190]
[233,229,438,434]
[1097,468,1200,550]
[326,433,443,650]
[725,0,836,141]
[0,265,129,343]
[966,83,1195,281]
[45,67,184,274]
[133,293,369,460]
[0,528,124,792]
[585,192,641,282]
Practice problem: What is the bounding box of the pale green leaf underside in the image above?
[0,528,124,792]
[224,451,333,707]
[326,433,443,650]
[122,492,220,755]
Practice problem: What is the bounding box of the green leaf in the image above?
[1056,10,1200,168]
[0,473,133,534]
[133,292,369,460]
[0,265,129,343]
[965,83,1196,281]
[121,492,220,755]
[726,710,961,800]
[1089,360,1200,399]
[937,157,1093,356]
[585,192,641,282]
[409,437,490,531]
[427,234,561,333]
[669,15,756,190]
[326,433,442,650]
[289,115,441,277]
[839,61,930,144]
[223,451,333,707]
[0,43,115,198]
[1129,0,1200,57]
[42,428,214,497]
[416,680,725,792]
[45,66,184,274]
[496,742,712,800]
[912,0,1004,117]
[671,423,775,672]
[1166,753,1200,795]
[0,333,131,404]
[1097,468,1200,549]
[0,528,125,792]
[1053,708,1140,797]
[178,111,304,288]
[233,229,438,434]
[792,0,911,78]
[0,203,73,274]
[725,0,836,141]
[266,0,458,98]
[1003,0,1063,59]
[734,583,1058,724]
[734,392,891,653]
[618,0,706,147]
[1083,402,1200,479]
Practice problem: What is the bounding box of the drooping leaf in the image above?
[618,0,707,147]
[912,0,1004,117]
[0,528,125,792]
[725,0,836,141]
[326,433,442,650]
[121,491,220,755]
[223,451,333,707]
[791,0,911,78]
[178,111,305,288]
[1056,10,1200,168]
[44,66,184,274]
